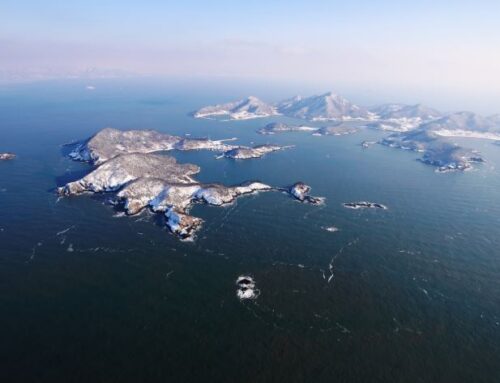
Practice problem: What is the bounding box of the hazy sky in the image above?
[1,0,500,112]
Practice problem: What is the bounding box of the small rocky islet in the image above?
[0,153,16,161]
[58,128,323,240]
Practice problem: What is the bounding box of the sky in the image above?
[1,0,500,112]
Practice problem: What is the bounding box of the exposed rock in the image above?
[236,275,259,300]
[288,182,324,204]
[0,153,16,160]
[343,202,387,210]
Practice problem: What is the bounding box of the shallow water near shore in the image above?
[1,79,500,382]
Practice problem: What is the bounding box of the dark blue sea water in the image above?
[1,79,499,382]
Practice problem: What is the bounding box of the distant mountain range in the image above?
[193,91,500,136]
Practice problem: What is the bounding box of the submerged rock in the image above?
[0,153,16,160]
[343,202,387,210]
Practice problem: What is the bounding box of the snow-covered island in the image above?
[258,122,318,135]
[0,153,16,160]
[196,90,500,172]
[192,96,278,120]
[67,127,288,163]
[258,122,358,136]
[218,144,291,160]
[381,129,485,172]
[58,130,323,240]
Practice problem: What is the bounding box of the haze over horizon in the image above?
[2,0,500,113]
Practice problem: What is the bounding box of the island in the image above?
[59,132,324,240]
[0,153,16,160]
[194,91,500,173]
[192,96,278,120]
[258,122,358,136]
[381,129,484,172]
[218,144,291,160]
[68,127,288,164]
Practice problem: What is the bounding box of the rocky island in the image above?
[192,96,278,120]
[0,153,16,160]
[195,90,500,172]
[68,127,288,163]
[287,182,324,204]
[59,130,323,240]
[258,122,358,136]
[236,275,259,300]
[381,129,484,172]
[258,122,318,135]
[219,144,291,159]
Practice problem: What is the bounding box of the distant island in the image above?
[194,91,500,172]
[58,128,322,240]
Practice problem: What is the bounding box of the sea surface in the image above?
[1,79,499,382]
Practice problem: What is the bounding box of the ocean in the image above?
[1,78,499,382]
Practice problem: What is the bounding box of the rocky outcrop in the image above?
[0,153,16,160]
